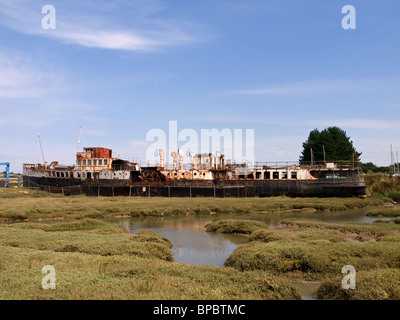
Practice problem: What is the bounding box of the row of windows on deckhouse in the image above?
[77,159,109,166]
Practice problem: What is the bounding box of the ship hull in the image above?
[23,175,366,198]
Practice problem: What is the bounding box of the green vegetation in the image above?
[361,162,392,174]
[299,127,361,164]
[224,219,400,291]
[363,173,400,198]
[1,188,399,299]
[0,221,173,261]
[0,188,388,221]
[366,207,400,218]
[205,219,268,235]
[0,220,301,300]
[316,269,400,300]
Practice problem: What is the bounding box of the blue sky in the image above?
[0,0,399,172]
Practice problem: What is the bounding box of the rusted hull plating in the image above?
[23,176,366,198]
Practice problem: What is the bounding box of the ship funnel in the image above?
[171,151,177,170]
[190,151,195,170]
[159,149,165,168]
[178,149,184,170]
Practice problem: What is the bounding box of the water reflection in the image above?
[120,216,248,266]
[116,207,389,267]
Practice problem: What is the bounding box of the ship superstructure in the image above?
[23,147,366,198]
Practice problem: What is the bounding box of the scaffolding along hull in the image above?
[23,176,366,198]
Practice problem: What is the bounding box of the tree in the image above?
[361,162,390,173]
[299,127,361,164]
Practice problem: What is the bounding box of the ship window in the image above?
[194,172,197,176]
[88,160,92,165]
[83,160,86,166]
[291,172,297,179]
[273,172,279,179]
[203,173,206,176]
[282,172,288,179]
[182,173,185,176]
[174,173,177,176]
[264,172,270,179]
[98,159,102,166]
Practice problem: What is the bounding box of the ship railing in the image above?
[307,177,365,186]
[226,161,361,170]
[299,160,362,170]
[226,161,300,170]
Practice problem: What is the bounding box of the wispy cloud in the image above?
[0,52,63,98]
[185,115,400,131]
[0,0,208,52]
[232,78,400,95]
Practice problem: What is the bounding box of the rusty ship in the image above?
[23,147,367,198]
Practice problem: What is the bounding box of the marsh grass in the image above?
[225,219,400,284]
[205,219,268,234]
[316,268,400,300]
[0,188,388,221]
[0,221,301,300]
[364,174,400,198]
[1,188,398,299]
[0,222,173,261]
[366,207,400,217]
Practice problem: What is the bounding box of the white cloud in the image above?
[0,53,63,98]
[186,115,400,132]
[0,0,207,52]
[314,119,400,131]
[232,78,400,95]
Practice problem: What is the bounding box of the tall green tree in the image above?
[299,127,361,164]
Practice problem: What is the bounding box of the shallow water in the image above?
[119,216,248,266]
[116,207,389,266]
[114,208,391,300]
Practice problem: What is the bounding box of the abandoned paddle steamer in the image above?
[23,147,367,197]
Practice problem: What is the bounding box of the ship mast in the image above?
[77,126,82,152]
[36,135,45,164]
[390,144,394,174]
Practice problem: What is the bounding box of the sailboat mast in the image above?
[77,127,82,152]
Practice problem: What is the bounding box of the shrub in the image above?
[205,220,268,234]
